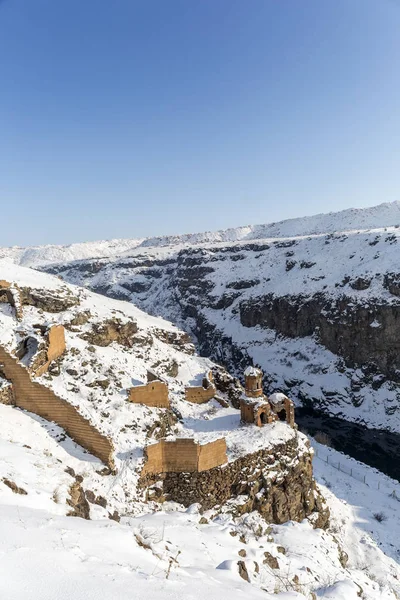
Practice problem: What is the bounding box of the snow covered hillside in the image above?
[34,201,400,434]
[1,259,400,598]
[1,401,399,599]
[0,260,320,516]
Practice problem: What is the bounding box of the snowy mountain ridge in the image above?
[2,200,400,268]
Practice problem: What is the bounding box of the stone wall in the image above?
[185,371,216,404]
[0,345,114,469]
[141,438,227,475]
[34,325,66,377]
[47,325,66,362]
[0,280,23,320]
[155,436,328,527]
[163,439,199,472]
[128,380,170,408]
[197,438,227,471]
[144,440,164,473]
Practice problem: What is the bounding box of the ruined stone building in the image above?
[240,367,295,428]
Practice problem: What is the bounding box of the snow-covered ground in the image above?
[1,204,400,598]
[0,401,399,599]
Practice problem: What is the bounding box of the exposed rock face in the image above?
[82,318,138,347]
[151,328,195,355]
[240,293,400,381]
[2,478,27,495]
[211,366,244,409]
[0,381,14,405]
[20,286,80,312]
[67,481,90,519]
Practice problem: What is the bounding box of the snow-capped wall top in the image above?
[1,201,400,268]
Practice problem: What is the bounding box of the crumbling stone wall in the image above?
[141,438,227,476]
[0,345,114,469]
[269,393,295,428]
[34,325,66,377]
[0,280,23,320]
[185,371,216,404]
[128,380,170,408]
[47,325,66,362]
[146,435,328,527]
[240,398,276,426]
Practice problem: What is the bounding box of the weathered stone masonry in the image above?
[142,435,328,527]
[129,380,170,408]
[185,371,216,404]
[142,438,227,475]
[0,345,114,469]
[33,324,67,377]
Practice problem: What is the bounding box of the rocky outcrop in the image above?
[67,480,90,519]
[20,286,80,312]
[0,381,14,405]
[211,366,244,409]
[142,435,329,528]
[82,318,138,348]
[151,328,195,355]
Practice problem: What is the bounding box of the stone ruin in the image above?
[240,367,295,428]
[31,325,67,377]
[139,372,327,526]
[0,280,23,320]
[269,392,295,428]
[184,370,216,404]
[129,380,170,409]
[0,279,312,522]
[141,437,228,476]
[0,341,114,469]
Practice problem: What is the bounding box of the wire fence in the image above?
[314,446,400,499]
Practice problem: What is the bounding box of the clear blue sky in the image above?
[1,0,400,246]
